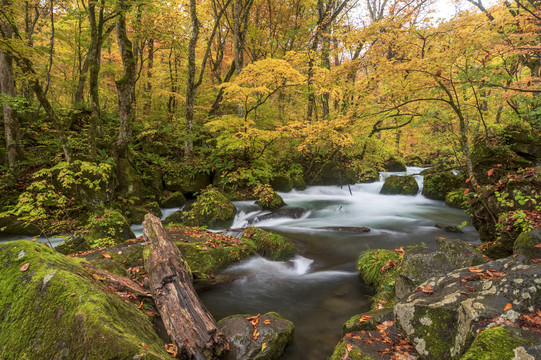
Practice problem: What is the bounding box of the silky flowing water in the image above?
[199,167,480,359]
[0,167,480,359]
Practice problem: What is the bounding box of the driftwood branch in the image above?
[81,262,152,299]
[143,214,228,360]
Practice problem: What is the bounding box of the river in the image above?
[199,167,479,359]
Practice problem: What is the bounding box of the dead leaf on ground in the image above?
[101,253,112,259]
[264,319,271,325]
[164,343,178,357]
[504,303,512,312]
[20,263,30,272]
[137,300,144,310]
[534,244,541,248]
[468,266,483,273]
[141,343,148,350]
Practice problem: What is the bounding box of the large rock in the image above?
[184,187,237,228]
[514,229,541,259]
[85,209,135,247]
[395,239,486,301]
[241,227,296,261]
[422,171,463,201]
[0,215,40,236]
[249,207,307,225]
[0,240,170,359]
[270,175,294,193]
[218,312,294,360]
[383,158,407,172]
[380,175,419,195]
[256,191,285,211]
[394,255,540,359]
[160,191,187,208]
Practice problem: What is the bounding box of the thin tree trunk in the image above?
[185,0,200,157]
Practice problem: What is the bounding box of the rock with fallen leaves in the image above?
[394,254,540,359]
[395,238,486,301]
[342,308,394,335]
[218,312,295,360]
[514,229,541,260]
[0,240,171,359]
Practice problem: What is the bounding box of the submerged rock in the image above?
[318,226,371,233]
[380,175,419,195]
[394,255,540,359]
[249,207,307,224]
[0,240,170,359]
[218,312,295,360]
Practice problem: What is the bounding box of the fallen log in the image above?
[143,214,228,360]
[80,262,152,299]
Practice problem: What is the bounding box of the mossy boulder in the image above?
[163,171,211,195]
[380,175,419,195]
[86,209,135,247]
[394,255,540,359]
[169,226,256,277]
[395,239,486,301]
[513,229,541,259]
[383,158,406,172]
[270,175,294,193]
[124,202,162,225]
[163,210,184,225]
[256,191,285,211]
[460,325,540,360]
[292,175,306,190]
[241,227,296,261]
[422,170,463,200]
[115,157,150,202]
[160,191,186,208]
[183,187,237,228]
[342,308,394,335]
[218,312,295,360]
[445,189,468,208]
[358,168,379,183]
[308,162,356,186]
[0,240,170,359]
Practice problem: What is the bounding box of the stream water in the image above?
[0,167,480,359]
[199,167,480,359]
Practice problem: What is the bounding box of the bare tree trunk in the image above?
[0,0,23,167]
[143,214,228,359]
[114,0,136,160]
[185,0,200,157]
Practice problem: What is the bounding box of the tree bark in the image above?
[81,262,152,299]
[0,0,23,167]
[185,0,200,157]
[143,214,228,360]
[114,0,136,160]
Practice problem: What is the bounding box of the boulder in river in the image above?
[422,170,463,201]
[513,229,541,259]
[85,209,135,247]
[241,227,296,261]
[380,175,419,195]
[249,207,307,224]
[256,191,285,211]
[218,312,295,360]
[270,175,294,193]
[0,240,170,359]
[160,191,187,208]
[184,186,237,228]
[383,158,407,172]
[394,255,540,359]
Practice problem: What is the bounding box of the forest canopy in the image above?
[0,0,539,238]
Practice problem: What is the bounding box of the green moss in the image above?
[409,306,457,358]
[461,326,534,360]
[422,171,462,200]
[513,230,541,258]
[270,175,294,193]
[357,249,401,309]
[342,308,394,335]
[0,240,169,359]
[380,175,419,195]
[257,191,285,211]
[241,227,296,261]
[184,187,237,228]
[160,191,186,208]
[329,339,373,360]
[86,209,135,247]
[445,189,468,208]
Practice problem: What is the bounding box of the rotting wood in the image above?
[81,262,151,299]
[143,213,228,360]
